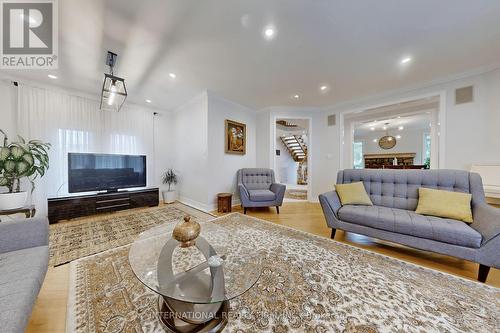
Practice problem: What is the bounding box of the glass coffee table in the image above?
[129,220,262,332]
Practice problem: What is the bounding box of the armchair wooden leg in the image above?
[276,206,280,214]
[244,207,247,214]
[331,228,336,239]
[478,264,490,283]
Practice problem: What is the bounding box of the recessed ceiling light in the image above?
[370,127,375,131]
[145,99,152,103]
[383,126,387,130]
[293,94,300,99]
[400,57,412,65]
[396,135,402,139]
[263,26,276,40]
[169,73,176,79]
[320,85,328,91]
[397,116,401,119]
[398,126,404,130]
[48,74,57,79]
[373,139,377,143]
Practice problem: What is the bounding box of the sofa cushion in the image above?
[335,182,373,206]
[416,187,473,223]
[0,246,48,333]
[338,205,482,248]
[249,189,276,202]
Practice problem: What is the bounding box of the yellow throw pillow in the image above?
[415,187,473,223]
[335,182,373,206]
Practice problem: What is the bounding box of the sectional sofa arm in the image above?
[319,190,342,228]
[477,233,500,269]
[270,183,286,204]
[0,217,49,254]
[472,203,500,243]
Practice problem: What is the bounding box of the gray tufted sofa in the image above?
[319,169,500,282]
[237,168,286,214]
[0,217,49,333]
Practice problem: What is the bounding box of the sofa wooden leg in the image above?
[276,206,280,214]
[331,228,336,239]
[244,207,247,214]
[478,264,490,283]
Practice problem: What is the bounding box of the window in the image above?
[423,133,431,168]
[110,134,138,154]
[353,141,364,169]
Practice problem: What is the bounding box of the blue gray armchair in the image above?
[237,168,286,214]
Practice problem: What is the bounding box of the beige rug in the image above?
[49,203,214,266]
[67,212,499,332]
[285,189,307,200]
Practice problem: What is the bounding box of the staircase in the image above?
[280,135,307,162]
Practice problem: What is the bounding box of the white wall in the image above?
[170,91,257,211]
[256,107,339,201]
[332,68,500,171]
[171,92,209,209]
[356,128,428,165]
[153,112,174,193]
[207,92,256,208]
[275,128,299,185]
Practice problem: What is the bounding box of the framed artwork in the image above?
[225,119,246,155]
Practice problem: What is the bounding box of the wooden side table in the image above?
[217,193,232,213]
[0,205,36,219]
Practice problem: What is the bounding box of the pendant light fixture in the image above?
[100,51,127,112]
[378,122,397,149]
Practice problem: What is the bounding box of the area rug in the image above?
[49,203,214,266]
[285,189,307,200]
[67,213,499,333]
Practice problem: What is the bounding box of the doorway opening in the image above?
[342,95,443,170]
[274,118,310,201]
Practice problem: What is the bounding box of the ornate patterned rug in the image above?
[67,213,499,333]
[49,203,214,266]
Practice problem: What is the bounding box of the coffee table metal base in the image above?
[158,296,229,333]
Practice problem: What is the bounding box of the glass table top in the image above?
[128,221,262,304]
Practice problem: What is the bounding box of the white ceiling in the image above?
[3,0,500,111]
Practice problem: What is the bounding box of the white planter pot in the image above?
[0,192,28,210]
[162,191,177,204]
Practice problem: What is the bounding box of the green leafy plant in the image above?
[161,168,178,192]
[424,157,431,169]
[0,129,51,194]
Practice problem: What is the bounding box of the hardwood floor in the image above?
[27,201,499,333]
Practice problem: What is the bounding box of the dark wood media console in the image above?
[48,188,159,224]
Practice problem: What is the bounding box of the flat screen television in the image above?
[68,153,146,193]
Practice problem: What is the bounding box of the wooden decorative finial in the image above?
[172,215,201,248]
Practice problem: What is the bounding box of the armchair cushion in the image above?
[249,189,276,202]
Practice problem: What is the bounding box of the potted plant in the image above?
[162,168,178,204]
[0,130,51,210]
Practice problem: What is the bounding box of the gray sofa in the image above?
[237,168,286,214]
[0,217,49,333]
[319,169,500,282]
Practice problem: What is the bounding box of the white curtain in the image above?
[17,84,155,216]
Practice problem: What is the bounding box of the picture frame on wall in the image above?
[225,119,246,155]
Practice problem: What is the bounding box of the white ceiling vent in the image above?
[327,114,336,126]
[455,86,474,105]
